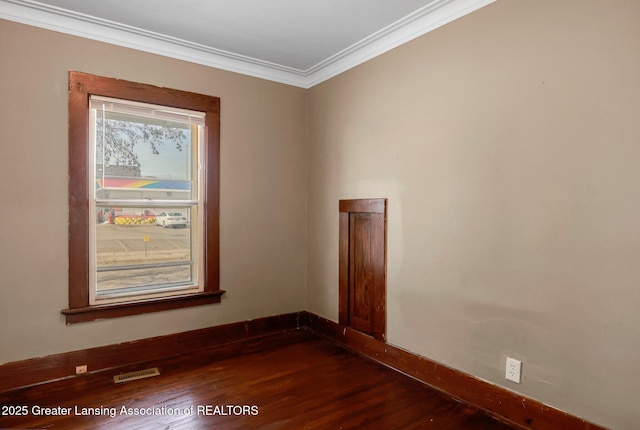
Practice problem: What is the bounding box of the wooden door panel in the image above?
[339,199,387,341]
[350,213,374,334]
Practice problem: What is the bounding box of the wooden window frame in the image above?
[62,72,224,324]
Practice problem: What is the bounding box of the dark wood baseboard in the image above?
[0,312,304,392]
[303,311,607,430]
[0,310,608,430]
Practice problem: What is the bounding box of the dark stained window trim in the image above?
[63,71,223,324]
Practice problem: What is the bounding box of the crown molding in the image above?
[304,0,495,87]
[0,0,494,88]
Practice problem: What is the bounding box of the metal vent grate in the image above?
[113,367,160,384]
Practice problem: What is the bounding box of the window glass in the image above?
[90,96,204,304]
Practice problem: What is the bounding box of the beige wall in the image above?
[0,20,307,363]
[2,0,640,428]
[307,1,640,429]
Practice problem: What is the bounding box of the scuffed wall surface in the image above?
[307,1,640,428]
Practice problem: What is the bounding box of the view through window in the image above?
[90,96,205,303]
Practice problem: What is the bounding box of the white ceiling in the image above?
[0,0,494,88]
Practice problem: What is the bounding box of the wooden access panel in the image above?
[339,199,387,341]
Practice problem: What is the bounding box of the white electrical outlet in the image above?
[75,365,88,375]
[505,357,521,383]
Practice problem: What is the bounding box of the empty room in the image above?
[0,0,638,429]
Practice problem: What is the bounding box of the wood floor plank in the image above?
[0,330,516,429]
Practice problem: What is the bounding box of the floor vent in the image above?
[113,367,160,384]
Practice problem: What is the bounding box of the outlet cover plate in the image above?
[505,357,521,383]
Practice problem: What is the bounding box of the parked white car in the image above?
[155,212,188,228]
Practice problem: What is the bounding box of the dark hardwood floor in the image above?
[0,330,517,429]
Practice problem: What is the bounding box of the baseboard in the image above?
[303,311,607,430]
[0,312,304,392]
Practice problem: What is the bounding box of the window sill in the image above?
[61,290,225,324]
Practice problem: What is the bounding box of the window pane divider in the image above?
[95,199,199,207]
[97,261,192,272]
